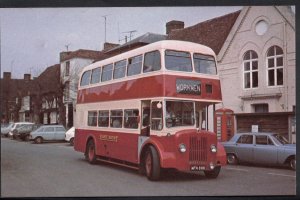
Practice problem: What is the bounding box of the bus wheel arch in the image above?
[85,136,97,164]
[140,144,161,181]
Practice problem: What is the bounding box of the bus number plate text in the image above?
[190,165,206,171]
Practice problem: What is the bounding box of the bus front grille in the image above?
[189,136,207,163]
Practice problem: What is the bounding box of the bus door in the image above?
[195,102,208,131]
[138,100,151,160]
[138,100,163,160]
[141,102,150,137]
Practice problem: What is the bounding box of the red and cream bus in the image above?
[74,40,226,180]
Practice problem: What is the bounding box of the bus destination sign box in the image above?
[176,79,201,95]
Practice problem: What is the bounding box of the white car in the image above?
[1,123,14,137]
[65,127,75,145]
[8,122,34,138]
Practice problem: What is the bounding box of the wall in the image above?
[217,6,295,114]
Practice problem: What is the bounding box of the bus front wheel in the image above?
[145,146,161,181]
[86,140,97,164]
[204,166,221,178]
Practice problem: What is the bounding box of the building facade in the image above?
[1,64,64,126]
[60,49,109,128]
[167,6,296,142]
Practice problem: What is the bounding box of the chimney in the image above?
[103,42,120,51]
[3,72,11,80]
[166,20,185,34]
[60,51,72,62]
[24,74,31,81]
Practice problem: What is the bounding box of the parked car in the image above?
[8,122,34,138]
[29,125,66,144]
[222,132,296,170]
[12,124,42,141]
[1,123,14,137]
[65,127,75,146]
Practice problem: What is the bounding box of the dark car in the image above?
[222,132,296,170]
[12,124,41,141]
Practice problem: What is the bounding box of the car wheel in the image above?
[204,166,221,179]
[227,153,238,165]
[70,138,74,146]
[86,140,97,164]
[290,158,296,171]
[144,146,161,181]
[34,137,43,144]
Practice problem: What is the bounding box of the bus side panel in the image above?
[77,75,221,104]
[77,75,164,104]
[75,128,139,164]
[74,128,89,153]
[95,130,139,164]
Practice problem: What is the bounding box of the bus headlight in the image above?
[178,143,186,153]
[210,144,217,153]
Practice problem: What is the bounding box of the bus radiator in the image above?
[189,136,208,163]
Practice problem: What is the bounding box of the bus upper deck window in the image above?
[114,60,127,79]
[165,50,192,72]
[193,53,217,75]
[90,67,101,84]
[80,70,91,86]
[101,64,113,82]
[143,51,161,73]
[127,55,142,76]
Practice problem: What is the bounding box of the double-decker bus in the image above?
[74,40,226,180]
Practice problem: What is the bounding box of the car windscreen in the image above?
[273,134,289,144]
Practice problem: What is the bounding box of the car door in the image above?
[253,135,278,165]
[43,127,55,140]
[54,127,66,140]
[235,134,254,163]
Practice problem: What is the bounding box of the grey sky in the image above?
[1,6,245,78]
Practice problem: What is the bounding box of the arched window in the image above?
[243,50,258,89]
[267,46,283,86]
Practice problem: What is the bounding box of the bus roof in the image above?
[82,40,215,73]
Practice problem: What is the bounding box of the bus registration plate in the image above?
[190,165,206,171]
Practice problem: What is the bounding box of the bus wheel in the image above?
[86,140,97,164]
[144,146,161,181]
[204,166,221,179]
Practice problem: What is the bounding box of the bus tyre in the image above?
[145,146,161,181]
[86,140,97,164]
[204,166,221,179]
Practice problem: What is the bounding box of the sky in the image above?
[0,6,270,78]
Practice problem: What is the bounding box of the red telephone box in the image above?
[214,108,235,142]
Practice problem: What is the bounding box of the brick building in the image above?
[1,64,65,125]
[1,72,36,123]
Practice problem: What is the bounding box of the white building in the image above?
[168,6,296,142]
[60,49,109,128]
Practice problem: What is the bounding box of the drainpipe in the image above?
[283,21,288,112]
